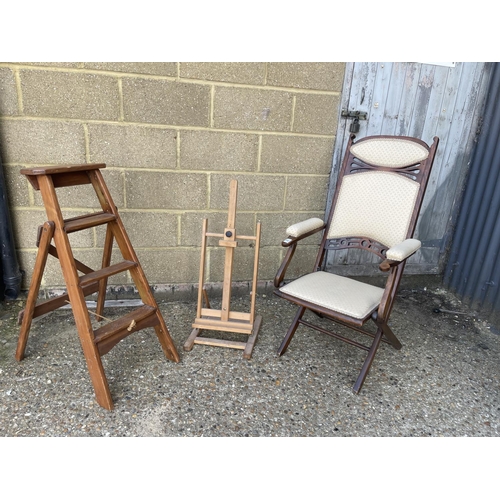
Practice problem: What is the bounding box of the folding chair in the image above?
[274,134,439,393]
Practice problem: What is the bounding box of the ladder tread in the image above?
[79,260,137,286]
[93,305,158,349]
[64,212,116,233]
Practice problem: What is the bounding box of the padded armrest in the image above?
[286,218,325,238]
[386,238,421,261]
[282,217,325,247]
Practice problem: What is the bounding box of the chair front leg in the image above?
[376,320,402,350]
[353,326,384,394]
[378,258,406,316]
[374,260,405,349]
[277,306,306,356]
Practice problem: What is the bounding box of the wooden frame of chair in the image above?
[274,134,440,393]
[184,179,262,359]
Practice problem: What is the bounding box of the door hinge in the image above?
[341,110,368,120]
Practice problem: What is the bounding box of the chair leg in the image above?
[379,322,402,350]
[352,327,384,394]
[277,306,305,356]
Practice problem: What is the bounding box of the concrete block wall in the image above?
[0,62,344,295]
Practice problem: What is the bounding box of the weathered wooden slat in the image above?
[424,65,486,238]
[395,64,421,136]
[366,62,394,135]
[408,63,437,139]
[378,62,407,135]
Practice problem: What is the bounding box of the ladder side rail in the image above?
[96,225,114,320]
[88,170,153,300]
[88,168,180,363]
[16,221,55,361]
[37,174,114,410]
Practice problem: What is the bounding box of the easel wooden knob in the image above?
[184,179,262,359]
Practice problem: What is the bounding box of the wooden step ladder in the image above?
[15,163,180,410]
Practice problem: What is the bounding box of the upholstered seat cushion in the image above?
[279,271,384,320]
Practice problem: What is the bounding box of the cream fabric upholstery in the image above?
[286,218,324,238]
[350,137,429,168]
[386,238,421,261]
[327,171,419,248]
[280,271,384,320]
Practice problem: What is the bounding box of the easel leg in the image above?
[202,287,211,309]
[184,328,202,351]
[182,290,213,352]
[243,315,262,360]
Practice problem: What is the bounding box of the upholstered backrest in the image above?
[327,136,430,248]
[349,137,429,168]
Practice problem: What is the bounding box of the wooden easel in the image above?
[184,179,262,359]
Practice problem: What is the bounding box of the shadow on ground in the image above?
[1,282,499,437]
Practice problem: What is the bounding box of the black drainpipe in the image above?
[0,154,22,300]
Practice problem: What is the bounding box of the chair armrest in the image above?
[379,239,421,271]
[282,218,325,247]
[387,238,421,260]
[275,218,325,287]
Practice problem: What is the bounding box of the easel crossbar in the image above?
[199,307,251,321]
[193,337,247,350]
[205,232,257,241]
[192,317,254,334]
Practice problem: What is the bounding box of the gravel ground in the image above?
[1,283,499,438]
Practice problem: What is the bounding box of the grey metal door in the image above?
[326,62,493,276]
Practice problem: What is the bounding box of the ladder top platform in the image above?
[20,164,107,190]
[20,163,105,176]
